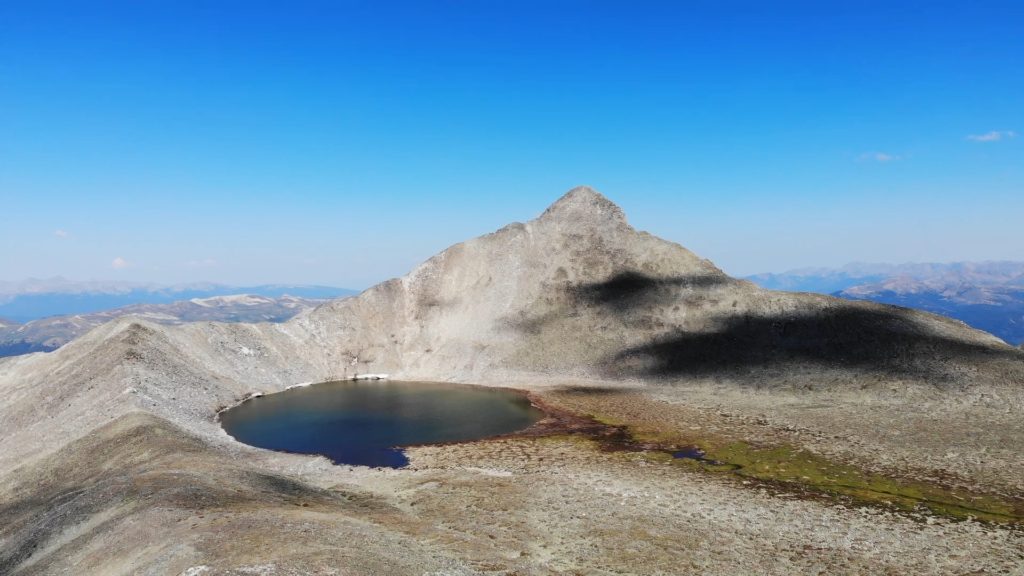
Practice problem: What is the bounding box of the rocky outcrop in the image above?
[1,187,1022,574]
[284,186,1021,388]
[1,185,1018,476]
[3,187,1022,473]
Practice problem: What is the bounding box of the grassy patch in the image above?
[704,440,1020,523]
[589,414,1023,524]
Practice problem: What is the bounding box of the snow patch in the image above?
[192,294,270,307]
[353,373,389,380]
[237,564,277,575]
[238,346,260,357]
[461,466,514,477]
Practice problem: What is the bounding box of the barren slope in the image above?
[1,187,1022,575]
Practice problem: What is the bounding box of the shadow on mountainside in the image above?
[502,271,733,335]
[572,271,732,312]
[502,270,1023,384]
[608,307,1021,384]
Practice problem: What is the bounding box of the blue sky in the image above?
[2,1,1021,288]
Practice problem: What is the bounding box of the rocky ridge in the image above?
[1,186,1022,574]
[0,294,330,358]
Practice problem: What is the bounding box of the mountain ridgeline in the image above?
[3,189,1021,389]
[154,186,1019,390]
[747,262,1024,345]
[0,281,355,323]
[7,188,1021,388]
[1,187,1022,574]
[0,294,335,358]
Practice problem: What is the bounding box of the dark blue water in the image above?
[672,446,707,460]
[672,446,734,468]
[219,380,544,468]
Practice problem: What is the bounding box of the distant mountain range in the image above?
[0,294,342,357]
[0,278,356,323]
[0,279,357,358]
[746,261,1024,345]
[8,262,1023,358]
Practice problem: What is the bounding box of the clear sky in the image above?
[2,1,1022,288]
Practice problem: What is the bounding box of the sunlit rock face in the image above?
[2,186,1020,477]
[1,186,1023,574]
[290,185,1019,389]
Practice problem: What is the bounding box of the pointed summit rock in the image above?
[4,185,1017,407]
[538,185,628,229]
[291,186,1018,387]
[1,186,1020,474]
[1,188,1022,574]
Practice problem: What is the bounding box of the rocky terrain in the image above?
[749,261,1024,345]
[1,187,1022,575]
[0,295,332,358]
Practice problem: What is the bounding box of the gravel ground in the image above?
[2,188,1023,574]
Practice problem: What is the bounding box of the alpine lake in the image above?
[219,380,545,467]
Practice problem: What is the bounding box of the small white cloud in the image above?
[185,258,218,268]
[858,152,900,163]
[54,229,69,238]
[967,130,1016,142]
[111,256,131,269]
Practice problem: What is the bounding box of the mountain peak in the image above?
[538,186,628,227]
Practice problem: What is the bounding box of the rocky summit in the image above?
[2,187,1023,575]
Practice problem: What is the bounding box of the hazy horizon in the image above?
[6,255,1024,294]
[3,2,1021,286]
